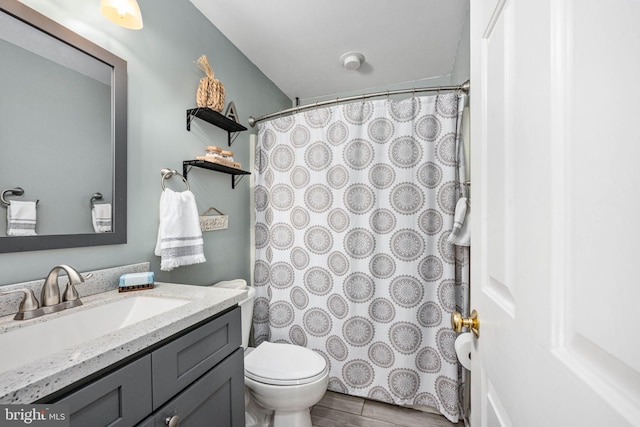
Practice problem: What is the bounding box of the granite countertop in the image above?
[0,282,246,403]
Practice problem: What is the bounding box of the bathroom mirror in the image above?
[0,0,127,252]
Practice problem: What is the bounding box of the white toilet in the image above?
[213,279,329,427]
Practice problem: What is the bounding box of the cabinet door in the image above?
[56,354,152,427]
[152,307,241,409]
[143,348,245,427]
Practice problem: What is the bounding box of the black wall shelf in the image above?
[183,160,250,189]
[186,108,247,146]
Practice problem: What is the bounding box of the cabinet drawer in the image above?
[140,348,244,427]
[56,354,152,427]
[151,307,241,409]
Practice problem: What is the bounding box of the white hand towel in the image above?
[7,201,37,236]
[447,197,470,246]
[155,189,206,271]
[91,203,112,233]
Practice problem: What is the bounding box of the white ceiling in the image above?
[189,0,469,102]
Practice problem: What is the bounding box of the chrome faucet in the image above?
[0,265,92,320]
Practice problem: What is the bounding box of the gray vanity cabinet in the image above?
[52,307,244,427]
[138,348,244,427]
[55,355,153,426]
[151,306,242,410]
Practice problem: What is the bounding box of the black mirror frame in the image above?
[0,0,127,253]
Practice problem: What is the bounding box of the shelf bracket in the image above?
[186,110,196,131]
[228,131,240,147]
[232,174,246,189]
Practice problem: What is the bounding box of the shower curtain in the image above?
[253,93,469,422]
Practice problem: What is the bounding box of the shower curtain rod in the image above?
[248,80,470,127]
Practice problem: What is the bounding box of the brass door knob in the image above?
[451,309,480,337]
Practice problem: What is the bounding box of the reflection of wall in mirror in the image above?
[0,34,112,236]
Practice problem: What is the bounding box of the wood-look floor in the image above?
[311,391,464,427]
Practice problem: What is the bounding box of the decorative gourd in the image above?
[195,55,225,112]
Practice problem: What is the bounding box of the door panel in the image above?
[484,0,516,317]
[471,0,640,425]
[554,0,640,419]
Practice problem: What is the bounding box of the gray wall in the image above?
[450,5,471,86]
[0,0,290,285]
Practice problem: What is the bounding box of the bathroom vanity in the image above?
[53,307,244,426]
[0,273,246,426]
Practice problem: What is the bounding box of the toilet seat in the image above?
[244,342,328,386]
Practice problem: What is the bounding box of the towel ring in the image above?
[160,168,190,191]
[90,193,103,208]
[1,188,22,207]
[1,187,39,207]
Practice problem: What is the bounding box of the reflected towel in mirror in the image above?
[6,201,37,236]
[91,204,112,233]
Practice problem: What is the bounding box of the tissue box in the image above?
[118,272,154,293]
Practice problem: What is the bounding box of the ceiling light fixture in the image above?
[100,0,143,30]
[340,52,365,71]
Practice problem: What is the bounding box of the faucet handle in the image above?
[62,273,93,302]
[0,289,40,313]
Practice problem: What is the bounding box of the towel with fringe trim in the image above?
[7,201,37,236]
[447,197,470,246]
[91,203,112,233]
[154,189,206,271]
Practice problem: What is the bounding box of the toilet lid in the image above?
[244,342,328,386]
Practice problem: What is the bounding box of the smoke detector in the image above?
[340,52,365,70]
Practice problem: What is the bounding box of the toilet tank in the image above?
[212,279,255,348]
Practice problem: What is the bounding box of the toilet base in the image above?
[273,408,313,427]
[244,390,314,427]
[245,388,273,427]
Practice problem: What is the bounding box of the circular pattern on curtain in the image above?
[388,98,421,122]
[327,121,349,145]
[369,164,396,189]
[253,94,468,423]
[344,139,374,170]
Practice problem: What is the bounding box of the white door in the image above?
[469,0,640,426]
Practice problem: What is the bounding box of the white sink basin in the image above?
[0,296,189,374]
